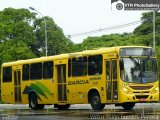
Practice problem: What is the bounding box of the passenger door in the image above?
[13,70,22,103]
[56,64,67,102]
[106,59,118,102]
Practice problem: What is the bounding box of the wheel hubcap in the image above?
[31,100,36,107]
[93,96,100,105]
[30,95,36,108]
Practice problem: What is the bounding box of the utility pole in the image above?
[153,10,155,52]
[29,7,48,56]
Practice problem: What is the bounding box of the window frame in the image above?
[88,55,103,76]
[30,62,42,80]
[71,57,87,77]
[22,64,30,81]
[3,66,12,82]
[43,61,54,79]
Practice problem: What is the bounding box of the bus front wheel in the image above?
[29,93,45,110]
[90,92,105,110]
[122,102,135,110]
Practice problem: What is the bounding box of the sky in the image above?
[0,0,144,43]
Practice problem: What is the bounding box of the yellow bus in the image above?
[1,46,159,110]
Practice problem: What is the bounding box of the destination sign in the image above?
[120,48,154,56]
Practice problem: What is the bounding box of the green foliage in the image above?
[0,8,36,45]
[156,46,160,79]
[0,8,72,66]
[79,33,146,50]
[33,16,73,56]
[0,40,35,65]
[0,8,37,66]
[134,11,160,35]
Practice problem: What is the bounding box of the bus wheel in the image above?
[122,103,135,110]
[29,93,44,110]
[55,104,70,110]
[37,104,45,109]
[90,92,105,110]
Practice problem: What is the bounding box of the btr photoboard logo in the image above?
[111,0,124,10]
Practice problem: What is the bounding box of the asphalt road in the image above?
[0,103,159,120]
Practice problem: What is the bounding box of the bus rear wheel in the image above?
[122,102,135,110]
[54,104,70,110]
[29,93,45,110]
[90,92,105,110]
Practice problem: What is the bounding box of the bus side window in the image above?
[30,63,42,80]
[22,64,30,81]
[3,67,12,82]
[88,55,102,75]
[43,61,53,79]
[72,57,87,77]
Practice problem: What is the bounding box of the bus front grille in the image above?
[129,86,153,90]
[135,95,149,99]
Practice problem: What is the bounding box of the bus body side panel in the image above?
[21,80,55,104]
[21,81,30,104]
[35,80,55,104]
[21,59,56,105]
[68,76,107,104]
[1,66,15,104]
[67,76,90,104]
[1,82,14,104]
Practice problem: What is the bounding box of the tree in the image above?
[80,33,144,50]
[0,8,36,46]
[33,16,73,56]
[0,40,35,66]
[0,8,36,65]
[0,8,72,66]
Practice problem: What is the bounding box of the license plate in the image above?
[139,98,146,102]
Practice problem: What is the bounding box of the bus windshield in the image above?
[120,57,157,83]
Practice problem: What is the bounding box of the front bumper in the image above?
[119,91,159,103]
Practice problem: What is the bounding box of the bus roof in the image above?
[2,46,152,67]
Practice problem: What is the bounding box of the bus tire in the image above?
[55,104,70,110]
[122,102,135,110]
[29,93,44,110]
[37,104,45,109]
[90,92,105,110]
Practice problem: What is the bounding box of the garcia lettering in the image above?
[68,80,89,85]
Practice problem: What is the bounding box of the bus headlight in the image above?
[122,87,131,94]
[152,87,159,94]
